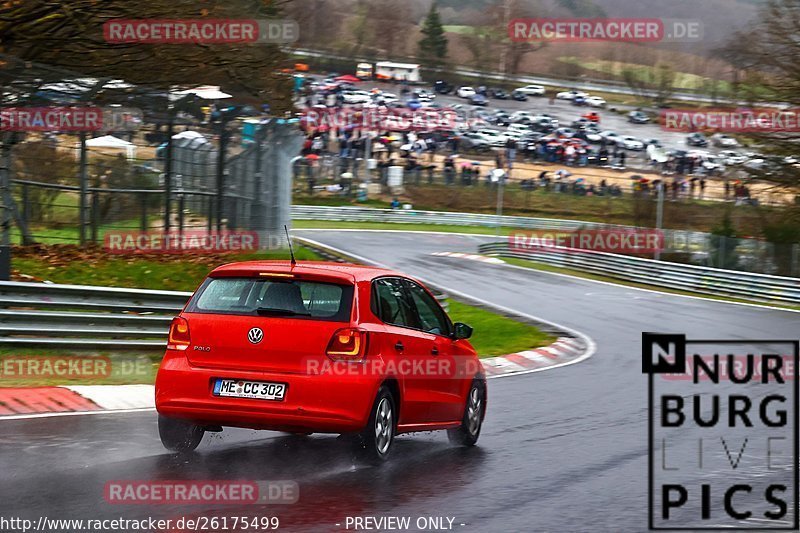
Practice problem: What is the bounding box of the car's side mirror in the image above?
[452,322,473,340]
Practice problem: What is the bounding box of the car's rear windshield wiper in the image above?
[255,307,311,316]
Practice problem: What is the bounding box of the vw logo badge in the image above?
[247,327,264,345]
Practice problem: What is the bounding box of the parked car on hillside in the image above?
[619,136,645,150]
[711,133,739,147]
[469,94,488,106]
[457,86,477,99]
[556,90,588,100]
[627,111,650,124]
[515,84,546,96]
[686,132,709,147]
[586,96,606,108]
[511,90,528,101]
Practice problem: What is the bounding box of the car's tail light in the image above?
[167,317,191,351]
[326,328,367,362]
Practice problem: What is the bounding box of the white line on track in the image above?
[0,407,155,421]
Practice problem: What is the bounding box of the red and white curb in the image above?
[0,384,154,418]
[0,387,102,416]
[482,337,586,378]
[431,251,505,264]
[65,384,155,410]
[0,338,587,418]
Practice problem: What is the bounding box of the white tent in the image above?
[172,130,205,140]
[39,78,134,98]
[83,135,136,160]
[170,85,232,101]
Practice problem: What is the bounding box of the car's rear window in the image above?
[185,277,354,321]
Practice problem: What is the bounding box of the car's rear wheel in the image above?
[448,380,486,447]
[158,415,204,452]
[355,386,395,464]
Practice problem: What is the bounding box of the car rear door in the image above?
[402,280,464,423]
[372,277,437,425]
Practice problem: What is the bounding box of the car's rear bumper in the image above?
[155,352,380,434]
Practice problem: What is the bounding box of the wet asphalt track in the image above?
[1,229,798,532]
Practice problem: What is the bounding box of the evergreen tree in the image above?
[418,3,448,66]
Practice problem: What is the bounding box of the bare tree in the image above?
[368,0,415,58]
[720,0,800,190]
[0,0,294,111]
[487,0,547,76]
[622,63,675,106]
[460,29,494,73]
[718,0,800,255]
[283,0,342,49]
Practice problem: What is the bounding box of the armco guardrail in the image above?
[0,282,191,348]
[0,278,449,348]
[0,281,190,313]
[477,241,800,305]
[291,205,709,252]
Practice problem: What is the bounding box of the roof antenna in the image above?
[284,225,297,267]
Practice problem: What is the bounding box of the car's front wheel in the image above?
[355,386,395,464]
[448,380,486,447]
[158,415,204,452]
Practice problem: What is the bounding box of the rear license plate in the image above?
[213,379,287,401]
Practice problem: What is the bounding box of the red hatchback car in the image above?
[155,261,486,462]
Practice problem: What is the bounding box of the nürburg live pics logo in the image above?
[643,333,799,530]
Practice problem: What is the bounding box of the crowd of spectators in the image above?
[296,126,754,203]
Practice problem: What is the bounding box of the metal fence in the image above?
[476,241,800,305]
[6,124,301,246]
[292,204,707,248]
[478,242,800,305]
[0,54,302,250]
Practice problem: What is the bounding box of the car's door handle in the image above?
[394,341,404,352]
[431,346,439,356]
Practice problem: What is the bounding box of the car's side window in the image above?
[373,278,420,329]
[403,280,451,337]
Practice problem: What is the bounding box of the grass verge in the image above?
[12,247,322,292]
[293,184,774,234]
[0,349,160,387]
[293,219,509,235]
[446,299,556,357]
